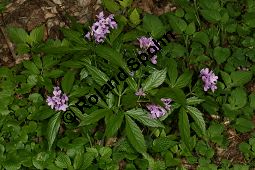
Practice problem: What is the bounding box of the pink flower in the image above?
[161,98,172,111]
[135,88,146,96]
[146,104,166,119]
[200,68,218,92]
[46,86,69,111]
[85,12,117,43]
[138,36,160,65]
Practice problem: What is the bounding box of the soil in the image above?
[0,0,175,67]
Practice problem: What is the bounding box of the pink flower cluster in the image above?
[146,98,172,119]
[85,12,117,43]
[200,68,218,92]
[46,86,69,111]
[138,36,160,64]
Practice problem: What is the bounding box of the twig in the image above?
[0,26,16,59]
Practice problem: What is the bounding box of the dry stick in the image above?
[0,26,17,60]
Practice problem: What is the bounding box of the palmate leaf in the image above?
[142,69,167,92]
[178,108,190,150]
[125,108,164,128]
[187,106,206,134]
[47,112,61,150]
[125,115,147,153]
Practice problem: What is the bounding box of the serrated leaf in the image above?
[186,97,204,105]
[143,14,165,38]
[130,8,140,25]
[174,71,193,88]
[79,109,111,126]
[23,61,40,75]
[102,0,120,13]
[74,151,83,169]
[55,153,72,169]
[168,14,187,33]
[47,112,61,150]
[167,58,178,86]
[95,45,128,71]
[105,113,124,137]
[61,72,75,94]
[84,64,109,86]
[7,27,29,44]
[142,69,167,91]
[125,115,147,153]
[187,106,206,134]
[29,25,44,45]
[119,0,133,8]
[81,151,96,169]
[178,108,190,150]
[152,137,177,152]
[125,108,164,128]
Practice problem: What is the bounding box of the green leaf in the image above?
[84,64,109,86]
[125,108,164,128]
[174,71,193,88]
[105,113,124,137]
[249,93,255,109]
[95,45,127,70]
[200,9,221,22]
[235,118,254,133]
[29,25,44,44]
[7,27,29,44]
[102,0,120,13]
[119,0,133,8]
[187,106,206,134]
[143,14,165,38]
[178,108,190,150]
[193,32,209,47]
[23,61,40,75]
[228,87,247,109]
[168,14,187,33]
[152,137,177,152]
[47,112,61,150]
[130,8,140,25]
[55,153,72,169]
[81,151,96,169]
[186,97,204,105]
[230,71,253,86]
[74,151,83,170]
[213,47,231,64]
[79,109,111,126]
[185,22,196,35]
[142,69,167,91]
[220,71,232,87]
[61,72,75,94]
[125,115,147,153]
[167,58,178,86]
